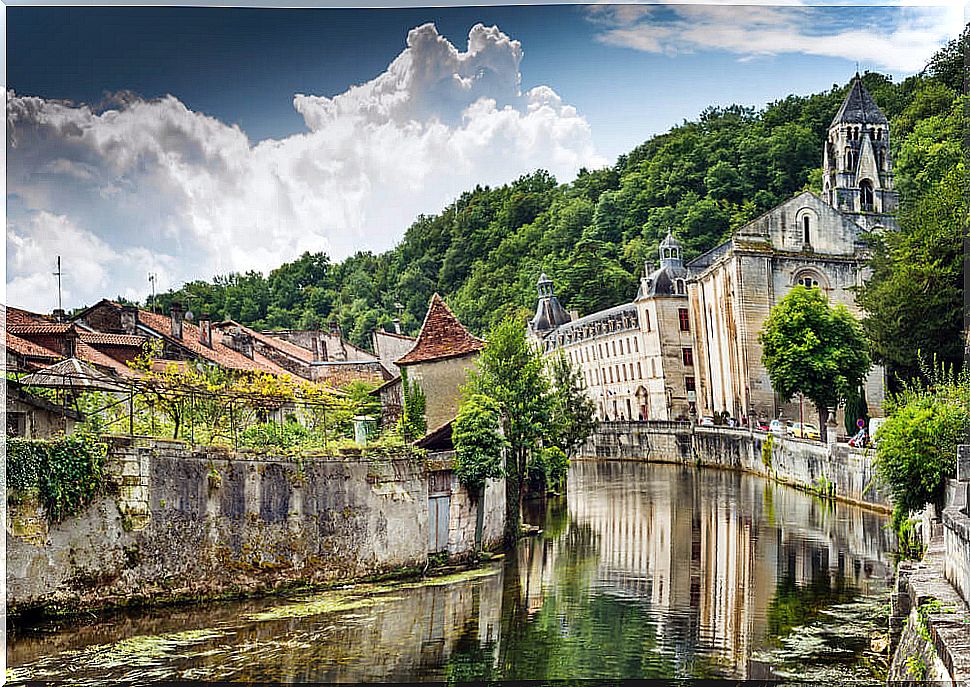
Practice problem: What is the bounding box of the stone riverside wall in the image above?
[583,421,890,512]
[6,438,504,618]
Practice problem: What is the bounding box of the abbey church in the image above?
[529,75,897,429]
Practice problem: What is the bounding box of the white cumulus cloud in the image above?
[6,22,604,313]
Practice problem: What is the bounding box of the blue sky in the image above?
[5,2,964,312]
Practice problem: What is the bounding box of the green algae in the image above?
[244,565,500,622]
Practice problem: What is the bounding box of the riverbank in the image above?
[6,461,893,684]
[5,437,506,620]
[583,421,890,513]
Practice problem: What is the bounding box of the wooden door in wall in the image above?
[428,470,451,553]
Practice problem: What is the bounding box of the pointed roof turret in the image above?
[530,272,571,333]
[831,76,888,127]
[396,293,485,365]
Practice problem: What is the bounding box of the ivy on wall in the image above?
[7,435,107,522]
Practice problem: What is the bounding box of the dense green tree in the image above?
[759,286,872,442]
[466,316,551,545]
[547,352,597,460]
[453,393,507,492]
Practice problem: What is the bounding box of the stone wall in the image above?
[584,421,890,511]
[6,438,504,618]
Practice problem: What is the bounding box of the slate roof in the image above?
[831,77,889,126]
[396,294,484,366]
[218,320,316,363]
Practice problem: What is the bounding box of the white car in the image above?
[699,416,715,427]
[769,419,788,434]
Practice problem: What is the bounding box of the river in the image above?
[6,461,894,684]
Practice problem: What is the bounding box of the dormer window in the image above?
[675,279,686,295]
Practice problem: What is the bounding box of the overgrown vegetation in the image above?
[874,363,970,537]
[398,369,427,442]
[453,394,507,492]
[7,434,107,521]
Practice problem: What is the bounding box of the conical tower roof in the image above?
[396,293,484,365]
[831,76,888,127]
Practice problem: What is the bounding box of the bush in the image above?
[238,421,325,452]
[7,435,107,521]
[527,446,569,494]
[875,368,970,522]
[453,394,506,492]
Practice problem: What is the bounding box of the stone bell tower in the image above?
[822,74,898,231]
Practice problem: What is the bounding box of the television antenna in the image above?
[148,273,157,312]
[53,256,64,312]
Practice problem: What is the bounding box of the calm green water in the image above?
[7,461,893,684]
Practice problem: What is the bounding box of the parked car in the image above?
[790,423,821,440]
[756,420,771,432]
[769,419,788,434]
[699,416,715,427]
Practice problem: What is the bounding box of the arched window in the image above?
[675,279,686,295]
[860,179,874,212]
[802,215,811,245]
[844,149,855,171]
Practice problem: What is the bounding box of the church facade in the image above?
[529,75,897,429]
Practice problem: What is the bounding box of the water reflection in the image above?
[7,462,892,684]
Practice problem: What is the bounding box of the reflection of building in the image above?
[566,461,892,678]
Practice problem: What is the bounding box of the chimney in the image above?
[51,308,67,323]
[120,305,139,334]
[170,302,184,339]
[198,314,212,348]
[64,326,78,358]
[392,317,402,335]
[222,327,254,359]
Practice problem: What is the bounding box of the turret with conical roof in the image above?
[822,74,897,228]
[529,272,572,335]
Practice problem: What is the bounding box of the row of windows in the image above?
[599,375,697,421]
[566,335,641,367]
[580,347,694,388]
[840,126,883,142]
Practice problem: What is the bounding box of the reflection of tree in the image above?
[444,628,497,684]
[766,566,857,640]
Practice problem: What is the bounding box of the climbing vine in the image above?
[6,435,107,522]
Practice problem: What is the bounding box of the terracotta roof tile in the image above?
[5,306,53,327]
[396,294,484,365]
[75,342,142,378]
[5,333,61,360]
[131,308,290,375]
[78,332,147,347]
[7,323,73,335]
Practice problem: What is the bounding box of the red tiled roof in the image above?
[220,321,314,363]
[7,323,72,335]
[396,294,484,366]
[78,332,147,347]
[76,341,142,378]
[5,306,53,327]
[5,332,60,360]
[134,308,291,375]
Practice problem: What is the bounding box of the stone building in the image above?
[529,237,696,422]
[688,76,897,426]
[530,76,896,428]
[395,293,485,433]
